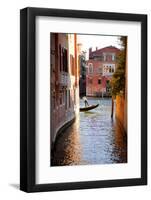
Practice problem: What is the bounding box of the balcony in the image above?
[59,71,71,87]
[103,72,114,76]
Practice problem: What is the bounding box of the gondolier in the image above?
[83,96,89,107]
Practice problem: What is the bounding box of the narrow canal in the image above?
[52,98,127,166]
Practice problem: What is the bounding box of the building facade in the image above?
[86,46,120,97]
[50,33,79,147]
[115,38,127,134]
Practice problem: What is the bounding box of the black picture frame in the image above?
[20,7,147,192]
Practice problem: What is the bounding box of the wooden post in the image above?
[111,96,114,118]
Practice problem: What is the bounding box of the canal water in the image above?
[52,98,127,166]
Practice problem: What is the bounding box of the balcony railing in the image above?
[103,72,114,76]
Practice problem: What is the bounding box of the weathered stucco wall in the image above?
[51,33,80,147]
[116,95,127,133]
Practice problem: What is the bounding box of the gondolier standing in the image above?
[83,96,89,107]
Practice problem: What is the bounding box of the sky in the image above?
[77,34,122,59]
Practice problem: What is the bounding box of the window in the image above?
[103,64,115,74]
[62,47,68,72]
[106,66,109,73]
[59,44,62,71]
[65,90,67,109]
[88,63,93,74]
[112,54,115,61]
[98,79,101,84]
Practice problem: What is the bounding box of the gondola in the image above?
[80,104,99,112]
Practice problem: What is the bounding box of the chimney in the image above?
[96,47,98,51]
[89,47,92,53]
[89,47,92,59]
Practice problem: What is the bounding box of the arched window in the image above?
[88,63,93,74]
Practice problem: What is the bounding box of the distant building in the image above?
[50,33,79,147]
[86,46,120,97]
[78,44,86,97]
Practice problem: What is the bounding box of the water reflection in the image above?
[52,118,81,166]
[51,98,127,166]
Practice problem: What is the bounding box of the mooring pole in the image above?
[111,96,114,118]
